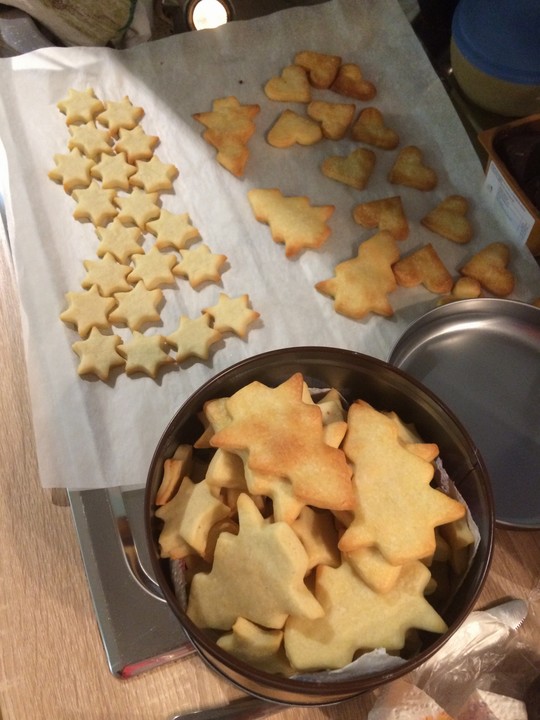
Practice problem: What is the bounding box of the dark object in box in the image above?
[479,115,540,256]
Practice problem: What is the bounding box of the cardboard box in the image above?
[478,114,540,256]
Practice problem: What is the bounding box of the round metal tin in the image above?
[390,298,540,530]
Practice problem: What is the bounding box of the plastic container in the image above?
[451,0,540,117]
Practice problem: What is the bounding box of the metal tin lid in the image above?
[452,0,540,85]
[390,298,540,530]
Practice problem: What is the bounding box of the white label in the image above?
[482,161,535,246]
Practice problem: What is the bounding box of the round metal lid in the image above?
[390,298,540,530]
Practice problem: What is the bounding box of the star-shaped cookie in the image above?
[114,187,160,229]
[60,285,116,337]
[95,219,143,263]
[71,327,125,381]
[72,181,117,227]
[68,122,113,160]
[115,125,159,163]
[117,331,174,378]
[165,313,222,362]
[202,293,259,337]
[108,280,163,331]
[96,96,144,136]
[146,209,200,250]
[81,252,133,296]
[130,155,179,193]
[173,243,227,288]
[48,148,95,193]
[128,246,177,289]
[57,87,104,125]
[90,151,137,190]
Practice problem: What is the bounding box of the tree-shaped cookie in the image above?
[210,373,354,511]
[186,493,324,630]
[339,400,466,564]
[315,231,399,319]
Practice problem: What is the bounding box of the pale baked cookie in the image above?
[127,246,177,290]
[81,252,133,296]
[315,231,400,319]
[264,65,311,103]
[193,96,260,177]
[60,285,116,337]
[166,313,223,362]
[57,88,104,125]
[114,187,160,229]
[115,125,159,163]
[108,280,163,331]
[130,155,179,193]
[173,243,227,288]
[90,151,137,190]
[71,327,125,381]
[247,188,334,258]
[266,109,323,148]
[146,209,200,250]
[118,331,174,378]
[96,96,144,136]
[48,148,95,193]
[95,219,144,263]
[72,181,117,226]
[68,122,113,159]
[203,293,260,338]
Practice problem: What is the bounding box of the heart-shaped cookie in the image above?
[331,63,376,101]
[389,146,437,191]
[321,148,376,190]
[294,50,342,89]
[264,65,311,103]
[460,242,514,296]
[306,100,355,140]
[351,107,399,150]
[267,110,322,148]
[421,195,473,244]
[353,195,409,241]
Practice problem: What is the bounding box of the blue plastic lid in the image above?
[452,0,540,85]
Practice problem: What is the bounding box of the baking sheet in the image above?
[390,298,540,530]
[0,0,539,490]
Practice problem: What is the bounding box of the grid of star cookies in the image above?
[52,87,260,381]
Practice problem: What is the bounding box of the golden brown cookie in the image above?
[421,195,473,244]
[321,147,376,190]
[459,242,514,296]
[350,107,399,149]
[389,146,437,191]
[294,51,342,89]
[393,243,453,294]
[352,195,409,241]
[331,63,376,101]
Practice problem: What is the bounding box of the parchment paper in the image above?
[0,0,539,490]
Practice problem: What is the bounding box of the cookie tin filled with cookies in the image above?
[144,347,494,705]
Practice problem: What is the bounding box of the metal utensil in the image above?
[167,695,282,720]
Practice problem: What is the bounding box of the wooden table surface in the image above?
[1,229,539,720]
